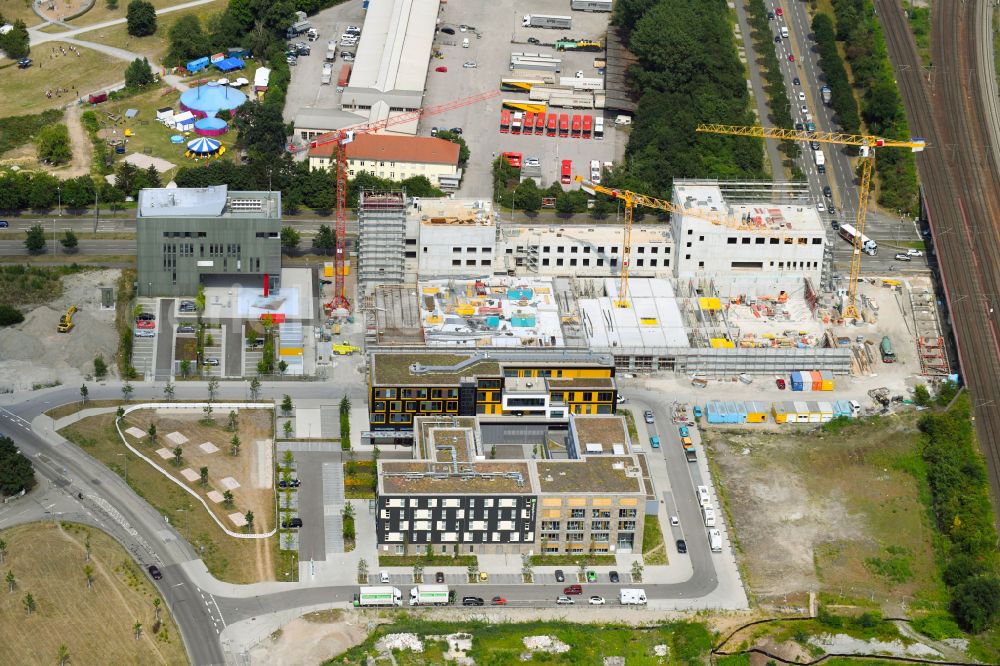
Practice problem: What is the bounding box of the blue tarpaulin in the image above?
[214,57,245,72]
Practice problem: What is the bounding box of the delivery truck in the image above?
[409,584,450,606]
[619,588,647,605]
[522,14,573,29]
[354,586,402,607]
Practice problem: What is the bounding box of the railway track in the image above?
[876,0,1000,525]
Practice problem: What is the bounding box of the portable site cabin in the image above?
[819,371,834,391]
[790,371,805,391]
[833,400,854,418]
[772,401,796,423]
[804,401,822,423]
[172,111,196,131]
[745,401,769,423]
[816,401,835,422]
[707,401,746,424]
[187,56,210,73]
[156,107,174,121]
[793,401,811,423]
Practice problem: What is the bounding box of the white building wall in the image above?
[310,157,459,187]
[497,225,672,277]
[417,223,496,278]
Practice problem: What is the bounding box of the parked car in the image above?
[441,26,456,34]
[436,571,445,583]
[589,596,605,605]
[609,570,619,583]
[676,539,688,554]
[693,405,703,418]
[434,66,448,73]
[177,325,195,333]
[670,515,680,526]
[491,596,506,605]
[136,320,155,330]
[281,517,303,528]
[17,58,32,69]
[137,312,156,321]
[135,330,154,338]
[907,248,923,257]
[527,37,540,44]
[554,569,565,583]
[147,565,163,580]
[678,425,689,437]
[556,595,575,605]
[479,571,489,582]
[563,584,583,595]
[462,596,485,606]
[463,61,477,68]
[278,479,301,488]
[450,127,463,134]
[776,378,786,390]
[204,358,220,366]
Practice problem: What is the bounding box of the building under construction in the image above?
[357,191,407,298]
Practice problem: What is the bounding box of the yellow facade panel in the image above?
[541,498,562,507]
[699,297,723,311]
[542,509,561,518]
[619,498,638,507]
[591,497,612,506]
[567,498,586,507]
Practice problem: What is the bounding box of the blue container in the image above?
[706,400,726,424]
[486,316,500,328]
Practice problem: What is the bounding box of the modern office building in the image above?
[376,414,646,555]
[136,186,281,297]
[368,352,618,434]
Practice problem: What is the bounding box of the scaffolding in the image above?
[357,191,407,298]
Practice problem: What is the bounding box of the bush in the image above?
[0,304,24,326]
[950,575,1000,633]
[35,124,72,165]
[0,435,36,497]
[913,384,931,406]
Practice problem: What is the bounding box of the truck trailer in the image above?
[571,0,613,11]
[559,76,604,90]
[354,586,402,607]
[619,588,647,605]
[338,63,352,87]
[409,585,450,606]
[522,14,573,29]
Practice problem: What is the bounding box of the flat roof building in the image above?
[342,0,440,112]
[376,414,646,555]
[136,186,281,297]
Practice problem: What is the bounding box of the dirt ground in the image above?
[125,409,274,531]
[706,414,943,611]
[0,522,187,666]
[57,104,94,178]
[0,269,120,391]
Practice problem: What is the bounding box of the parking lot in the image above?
[422,0,626,195]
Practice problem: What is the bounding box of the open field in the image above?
[74,0,227,63]
[60,412,282,583]
[1,0,42,25]
[707,413,944,612]
[0,264,85,308]
[323,617,714,665]
[642,514,668,566]
[0,43,124,117]
[343,460,376,499]
[0,522,187,666]
[64,0,217,27]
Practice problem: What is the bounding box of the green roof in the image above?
[372,353,500,385]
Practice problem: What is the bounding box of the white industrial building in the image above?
[579,278,690,349]
[670,181,826,284]
[496,224,672,277]
[412,198,497,278]
[341,0,439,132]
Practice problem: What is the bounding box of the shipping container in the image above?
[820,370,834,391]
[571,0,612,11]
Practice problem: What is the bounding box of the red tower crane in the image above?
[306,89,500,312]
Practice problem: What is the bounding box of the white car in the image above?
[800,105,808,114]
[556,595,575,605]
[525,157,540,168]
[797,91,805,101]
[588,596,605,605]
[463,61,477,68]
[906,248,923,257]
[134,329,154,338]
[575,70,584,78]
[670,515,680,526]
[816,201,825,213]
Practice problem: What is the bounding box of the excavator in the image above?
[57,305,77,333]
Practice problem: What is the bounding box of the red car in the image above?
[788,54,795,62]
[563,584,583,595]
[776,378,786,390]
[491,596,507,605]
[136,319,155,330]
[775,7,783,16]
[435,66,448,72]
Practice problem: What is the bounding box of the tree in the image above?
[124,57,155,90]
[207,376,219,402]
[121,381,133,402]
[231,100,287,156]
[23,592,35,615]
[199,466,209,487]
[153,597,161,622]
[590,196,612,219]
[60,230,78,251]
[126,0,157,37]
[202,403,214,422]
[94,356,108,379]
[84,533,91,561]
[0,20,30,60]
[412,561,423,583]
[0,305,24,327]
[165,14,204,66]
[631,560,644,582]
[230,434,241,456]
[57,644,70,666]
[436,130,470,164]
[163,381,175,401]
[951,574,1000,633]
[227,410,239,432]
[36,124,72,166]
[312,225,337,254]
[5,570,14,592]
[144,165,161,189]
[222,490,234,508]
[280,226,301,251]
[114,161,139,198]
[357,558,368,583]
[0,539,6,564]
[282,420,293,438]
[133,620,143,640]
[61,176,96,210]
[0,436,36,498]
[106,0,117,8]
[490,444,496,459]
[179,360,191,377]
[172,446,182,466]
[467,562,479,582]
[244,510,254,532]
[554,192,576,215]
[340,395,351,451]
[513,178,542,213]
[249,376,261,401]
[281,395,293,415]
[913,384,931,407]
[24,224,46,254]
[80,384,89,404]
[83,564,94,589]
[278,360,288,375]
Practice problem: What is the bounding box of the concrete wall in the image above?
[417,223,496,277]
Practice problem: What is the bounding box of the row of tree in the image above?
[0,160,161,212]
[609,0,764,199]
[829,0,918,213]
[745,0,798,159]
[0,435,35,498]
[812,13,861,133]
[919,393,1000,633]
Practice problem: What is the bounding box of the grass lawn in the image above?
[60,412,287,583]
[641,514,667,566]
[67,0,218,26]
[0,264,86,308]
[528,553,617,566]
[0,42,125,118]
[619,408,639,443]
[343,460,376,499]
[74,0,228,64]
[1,0,42,26]
[0,522,187,665]
[377,554,477,567]
[46,399,121,420]
[328,618,714,665]
[903,1,931,66]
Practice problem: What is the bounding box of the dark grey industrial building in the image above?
[136,186,282,297]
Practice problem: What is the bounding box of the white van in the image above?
[614,114,632,125]
[702,505,716,527]
[708,528,722,552]
[379,571,390,584]
[462,37,470,48]
[696,485,710,507]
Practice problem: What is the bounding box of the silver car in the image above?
[134,329,154,338]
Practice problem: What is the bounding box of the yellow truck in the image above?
[331,341,361,355]
[57,305,77,333]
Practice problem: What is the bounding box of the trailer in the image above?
[510,59,561,73]
[559,76,604,90]
[509,69,555,83]
[409,584,450,606]
[354,586,402,607]
[529,84,575,101]
[338,63,352,87]
[555,39,603,52]
[619,588,647,605]
[571,0,613,10]
[548,93,595,109]
[522,14,573,29]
